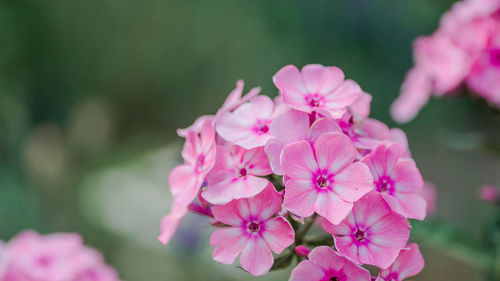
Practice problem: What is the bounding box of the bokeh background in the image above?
[1,0,500,280]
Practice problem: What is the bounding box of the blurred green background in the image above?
[1,0,499,280]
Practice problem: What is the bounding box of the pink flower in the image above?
[289,246,371,281]
[467,42,500,107]
[480,185,500,202]
[361,143,426,220]
[202,145,272,204]
[273,64,362,118]
[281,132,373,225]
[216,95,277,149]
[376,244,425,281]
[169,118,216,206]
[322,192,410,269]
[265,109,342,175]
[1,231,120,281]
[209,184,294,276]
[158,200,189,244]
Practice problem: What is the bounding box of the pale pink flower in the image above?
[210,184,294,276]
[169,118,216,205]
[216,95,277,149]
[265,109,342,175]
[273,64,362,118]
[361,143,426,220]
[158,200,189,244]
[289,246,371,281]
[202,145,272,204]
[281,132,373,225]
[322,192,410,269]
[480,185,500,202]
[1,231,120,281]
[376,244,425,281]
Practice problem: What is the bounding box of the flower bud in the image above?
[294,245,310,258]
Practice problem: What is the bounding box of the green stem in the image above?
[295,214,317,245]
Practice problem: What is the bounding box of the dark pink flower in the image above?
[322,192,410,269]
[210,184,294,276]
[289,246,371,281]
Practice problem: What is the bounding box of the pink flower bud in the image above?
[294,245,310,258]
[480,185,500,202]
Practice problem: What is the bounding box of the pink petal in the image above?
[307,117,342,143]
[168,164,202,205]
[261,217,294,253]
[323,79,361,110]
[302,64,328,93]
[264,138,285,175]
[202,174,235,205]
[321,217,353,236]
[332,162,373,202]
[216,112,254,142]
[358,243,401,269]
[315,66,345,95]
[284,180,316,218]
[246,183,283,221]
[233,176,269,201]
[281,140,317,180]
[240,237,274,276]
[314,191,353,225]
[306,246,337,271]
[242,146,271,176]
[392,158,424,193]
[181,130,201,165]
[233,95,274,121]
[333,235,358,262]
[314,133,357,174]
[391,193,427,220]
[211,199,247,226]
[389,243,424,280]
[273,65,308,106]
[350,92,372,119]
[289,260,325,281]
[200,118,216,151]
[269,109,309,144]
[210,228,248,265]
[177,115,213,137]
[158,201,188,244]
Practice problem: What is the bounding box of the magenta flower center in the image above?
[376,176,394,194]
[354,229,366,241]
[238,168,247,177]
[254,120,271,135]
[37,255,53,267]
[489,48,500,67]
[196,155,205,171]
[305,94,323,107]
[247,221,260,233]
[330,278,339,281]
[316,175,330,189]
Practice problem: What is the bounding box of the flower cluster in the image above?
[391,0,500,123]
[0,231,121,281]
[160,64,427,280]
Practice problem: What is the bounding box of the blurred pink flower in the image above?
[210,185,294,276]
[273,64,362,118]
[169,118,216,206]
[1,231,120,281]
[480,185,500,202]
[202,145,272,204]
[322,192,410,269]
[361,143,426,220]
[376,243,425,281]
[281,132,373,225]
[289,246,371,281]
[420,181,437,216]
[216,95,277,149]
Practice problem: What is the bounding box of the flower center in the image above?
[305,94,322,107]
[247,222,260,233]
[330,278,339,281]
[376,176,393,193]
[354,229,366,241]
[254,120,270,135]
[238,168,247,177]
[316,175,330,189]
[196,155,205,170]
[489,48,500,67]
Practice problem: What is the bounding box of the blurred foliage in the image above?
[0,0,499,280]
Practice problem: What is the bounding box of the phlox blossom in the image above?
[376,244,425,281]
[361,143,426,220]
[281,132,373,225]
[322,192,410,269]
[289,246,371,281]
[216,95,278,149]
[202,145,272,204]
[168,118,216,206]
[210,184,294,276]
[273,64,362,118]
